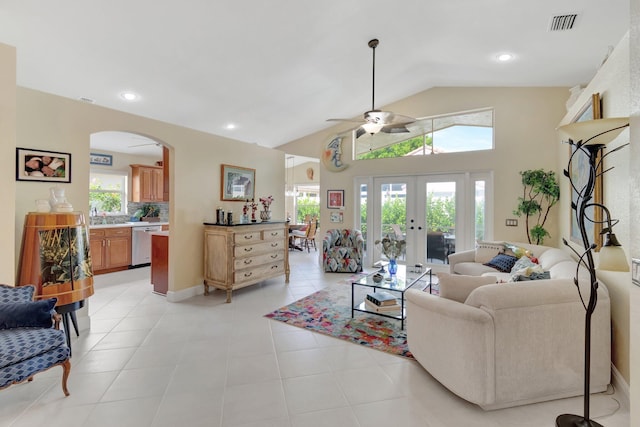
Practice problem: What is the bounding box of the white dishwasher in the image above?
[131,224,163,266]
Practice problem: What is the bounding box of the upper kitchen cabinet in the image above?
[131,164,164,202]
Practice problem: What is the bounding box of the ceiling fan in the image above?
[327,38,416,138]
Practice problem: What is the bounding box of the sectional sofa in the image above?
[405,242,611,409]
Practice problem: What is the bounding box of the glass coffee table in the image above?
[351,264,432,329]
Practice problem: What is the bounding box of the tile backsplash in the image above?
[88,202,168,225]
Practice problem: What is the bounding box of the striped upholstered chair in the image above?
[322,229,364,272]
[0,284,71,396]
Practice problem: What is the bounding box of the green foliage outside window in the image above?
[358,135,432,160]
[296,197,320,223]
[89,180,122,213]
[426,194,455,232]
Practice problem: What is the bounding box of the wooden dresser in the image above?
[203,221,289,302]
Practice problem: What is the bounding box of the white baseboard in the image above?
[165,283,204,302]
[611,363,629,409]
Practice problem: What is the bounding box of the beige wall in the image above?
[0,44,16,284]
[12,87,285,297]
[557,33,631,384]
[279,87,569,250]
[630,1,640,420]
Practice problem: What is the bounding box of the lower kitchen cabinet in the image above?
[89,227,132,274]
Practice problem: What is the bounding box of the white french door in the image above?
[358,172,492,269]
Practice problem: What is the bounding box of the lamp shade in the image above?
[558,117,629,146]
[597,244,630,272]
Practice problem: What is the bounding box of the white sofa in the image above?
[405,242,611,410]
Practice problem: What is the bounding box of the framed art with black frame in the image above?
[569,93,603,249]
[327,190,344,209]
[16,148,71,183]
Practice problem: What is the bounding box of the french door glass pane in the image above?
[380,182,407,262]
[425,181,456,264]
[475,180,486,241]
[360,183,368,253]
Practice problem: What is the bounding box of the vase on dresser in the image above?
[260,210,271,221]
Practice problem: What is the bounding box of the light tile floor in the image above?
[0,250,630,426]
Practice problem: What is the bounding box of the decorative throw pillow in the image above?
[503,243,533,259]
[510,256,537,273]
[437,273,497,303]
[484,253,518,272]
[0,298,57,330]
[475,241,504,263]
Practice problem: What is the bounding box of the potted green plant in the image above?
[138,203,160,222]
[512,169,560,245]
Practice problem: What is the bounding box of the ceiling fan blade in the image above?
[380,124,411,134]
[128,142,159,148]
[326,118,366,123]
[355,127,367,138]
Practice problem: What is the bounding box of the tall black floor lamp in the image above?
[556,117,630,427]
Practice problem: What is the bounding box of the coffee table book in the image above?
[364,298,401,312]
[366,291,397,306]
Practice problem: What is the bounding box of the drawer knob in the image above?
[244,272,253,277]
[271,265,278,270]
[244,259,253,265]
[270,232,278,236]
[244,247,253,252]
[244,235,253,239]
[271,243,278,247]
[270,254,278,259]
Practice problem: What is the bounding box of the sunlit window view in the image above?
[89,173,127,214]
[355,108,493,160]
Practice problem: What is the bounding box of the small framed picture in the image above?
[327,190,344,209]
[16,148,71,183]
[90,153,113,166]
[221,164,256,201]
[330,211,344,223]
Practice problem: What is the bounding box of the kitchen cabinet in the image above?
[131,164,163,202]
[203,222,289,302]
[151,231,169,295]
[89,227,132,274]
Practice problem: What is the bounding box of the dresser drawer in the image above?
[234,231,262,244]
[234,251,285,271]
[262,228,286,240]
[234,261,285,284]
[234,240,285,257]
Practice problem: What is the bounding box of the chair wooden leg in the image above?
[61,359,71,396]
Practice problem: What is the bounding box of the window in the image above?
[355,108,494,159]
[294,185,319,223]
[89,172,127,215]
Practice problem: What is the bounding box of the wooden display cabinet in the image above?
[17,212,94,306]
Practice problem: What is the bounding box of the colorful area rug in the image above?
[265,285,414,359]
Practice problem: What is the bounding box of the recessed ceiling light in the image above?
[497,53,514,62]
[225,123,237,130]
[120,91,139,101]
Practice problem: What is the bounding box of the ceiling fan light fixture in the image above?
[497,53,514,62]
[362,122,384,135]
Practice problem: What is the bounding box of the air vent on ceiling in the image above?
[549,14,578,31]
[79,97,95,104]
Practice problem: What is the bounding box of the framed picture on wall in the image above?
[16,148,71,183]
[569,92,603,249]
[221,164,255,201]
[327,190,344,209]
[90,153,113,166]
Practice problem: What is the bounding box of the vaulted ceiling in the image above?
[0,1,629,151]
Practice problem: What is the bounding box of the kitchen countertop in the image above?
[90,222,169,229]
